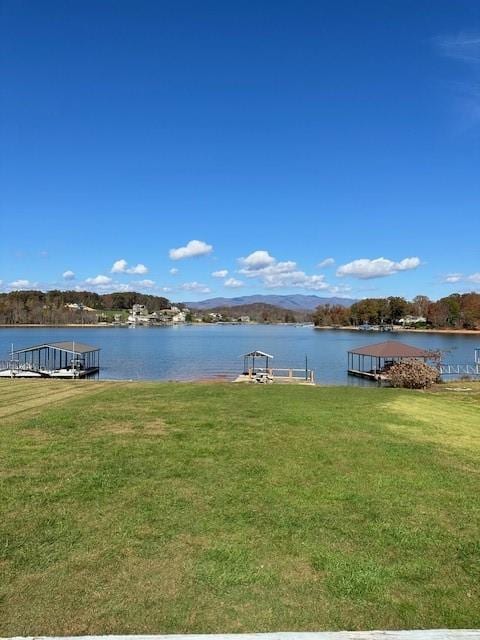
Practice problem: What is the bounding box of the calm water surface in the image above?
[1,325,479,384]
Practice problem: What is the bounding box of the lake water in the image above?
[1,325,479,384]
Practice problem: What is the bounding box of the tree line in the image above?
[313,293,480,330]
[1,289,479,329]
[0,290,171,324]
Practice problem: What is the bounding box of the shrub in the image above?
[388,359,440,389]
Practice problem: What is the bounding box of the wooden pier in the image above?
[347,368,387,381]
[235,350,315,385]
[235,367,315,384]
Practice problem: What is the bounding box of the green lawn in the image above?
[1,380,479,634]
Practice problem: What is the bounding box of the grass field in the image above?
[1,379,479,634]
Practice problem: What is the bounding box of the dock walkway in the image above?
[235,367,315,385]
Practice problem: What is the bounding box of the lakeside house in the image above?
[398,315,427,326]
[205,312,250,323]
[127,303,187,325]
[127,304,156,325]
[157,306,187,323]
[65,303,97,313]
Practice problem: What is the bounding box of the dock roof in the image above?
[242,350,274,359]
[348,341,431,359]
[13,341,100,355]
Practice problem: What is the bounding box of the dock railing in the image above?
[0,360,47,375]
[439,363,480,376]
[0,359,83,378]
[0,360,29,371]
[250,367,315,383]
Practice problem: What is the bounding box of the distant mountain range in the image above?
[185,294,357,311]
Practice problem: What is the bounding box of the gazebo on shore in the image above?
[347,340,434,380]
[242,350,274,375]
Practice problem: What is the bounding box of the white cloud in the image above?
[238,250,331,291]
[444,273,463,283]
[436,33,480,126]
[62,270,76,280]
[111,259,128,273]
[85,274,112,286]
[262,270,329,290]
[239,250,275,270]
[111,259,149,275]
[169,268,179,275]
[318,257,335,268]
[336,257,421,279]
[111,283,132,292]
[169,240,213,260]
[9,279,38,289]
[437,33,480,64]
[128,263,148,275]
[82,281,133,293]
[137,279,155,288]
[224,277,244,288]
[444,272,480,285]
[239,256,296,279]
[180,281,211,293]
[328,285,352,294]
[212,269,229,278]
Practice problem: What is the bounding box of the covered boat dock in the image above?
[0,341,101,378]
[347,340,434,381]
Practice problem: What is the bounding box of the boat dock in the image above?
[234,350,315,385]
[0,341,101,379]
[347,341,434,382]
[347,342,480,381]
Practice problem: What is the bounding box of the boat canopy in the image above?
[13,341,100,355]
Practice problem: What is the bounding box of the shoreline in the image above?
[314,325,480,336]
[0,323,119,328]
[0,323,479,335]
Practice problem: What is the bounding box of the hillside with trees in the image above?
[0,290,171,324]
[313,293,480,330]
[201,302,308,323]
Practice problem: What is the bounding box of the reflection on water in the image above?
[0,325,478,384]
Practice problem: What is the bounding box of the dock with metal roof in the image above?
[347,340,435,381]
[0,341,101,379]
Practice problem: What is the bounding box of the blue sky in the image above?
[1,0,479,302]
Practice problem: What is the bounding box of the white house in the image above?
[398,315,427,326]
